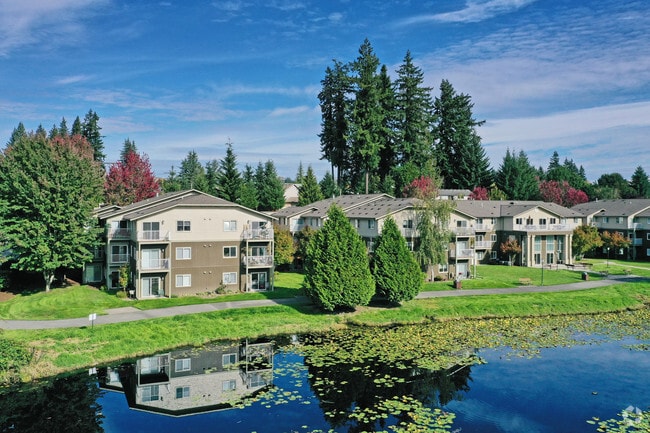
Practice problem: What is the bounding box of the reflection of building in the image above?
[98,340,273,416]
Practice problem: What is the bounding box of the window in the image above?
[84,264,102,283]
[526,218,533,225]
[604,217,609,223]
[491,251,497,260]
[476,251,484,260]
[222,380,237,391]
[177,220,191,231]
[616,217,624,224]
[223,246,237,257]
[223,353,238,367]
[351,219,359,228]
[175,358,191,372]
[406,241,413,251]
[477,218,483,224]
[549,218,557,224]
[490,234,497,242]
[515,218,523,225]
[176,386,190,399]
[176,274,191,287]
[456,220,467,227]
[142,222,160,240]
[368,220,375,229]
[111,245,128,263]
[539,218,547,226]
[142,385,160,402]
[403,219,413,229]
[647,233,650,241]
[224,220,237,232]
[223,272,237,284]
[438,263,448,273]
[176,247,191,260]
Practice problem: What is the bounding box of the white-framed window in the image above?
[491,251,497,260]
[223,272,237,284]
[539,218,547,226]
[476,251,485,260]
[176,386,190,399]
[647,248,650,256]
[224,220,237,232]
[515,218,523,225]
[176,274,191,287]
[526,218,533,225]
[403,219,413,229]
[175,358,191,372]
[111,245,128,263]
[176,247,191,260]
[647,233,650,241]
[490,234,497,242]
[84,264,102,283]
[142,385,160,402]
[222,380,237,391]
[406,241,413,251]
[177,220,191,231]
[351,219,359,228]
[223,246,237,257]
[368,220,375,229]
[604,217,609,223]
[549,218,557,224]
[223,353,237,367]
[438,263,448,273]
[616,217,624,224]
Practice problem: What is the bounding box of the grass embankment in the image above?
[1,261,649,380]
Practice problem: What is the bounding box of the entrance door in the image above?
[251,272,267,291]
[142,277,162,297]
[456,262,468,279]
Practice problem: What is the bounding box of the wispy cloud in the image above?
[55,75,92,85]
[0,0,107,56]
[397,0,536,26]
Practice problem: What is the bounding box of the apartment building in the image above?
[572,199,650,261]
[84,190,275,298]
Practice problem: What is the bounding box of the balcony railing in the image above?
[474,224,493,231]
[453,227,475,236]
[110,253,129,264]
[242,228,274,240]
[243,255,274,267]
[107,228,130,239]
[449,249,474,259]
[475,241,494,249]
[137,230,171,242]
[137,258,170,271]
[515,224,571,232]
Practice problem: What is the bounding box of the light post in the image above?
[606,247,610,272]
[557,249,561,270]
[541,260,544,286]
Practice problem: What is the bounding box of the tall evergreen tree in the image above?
[371,217,422,304]
[376,64,398,188]
[205,159,220,197]
[432,80,490,189]
[0,133,104,291]
[255,160,285,211]
[495,149,539,200]
[7,122,27,146]
[319,171,338,199]
[295,161,305,184]
[216,141,242,202]
[119,138,137,162]
[71,116,83,135]
[630,166,650,198]
[318,60,351,190]
[179,150,209,192]
[58,118,69,137]
[348,39,384,194]
[81,109,104,163]
[304,205,375,311]
[298,165,323,206]
[162,166,182,192]
[238,164,259,210]
[596,172,634,199]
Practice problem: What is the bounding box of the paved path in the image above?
[0,275,640,330]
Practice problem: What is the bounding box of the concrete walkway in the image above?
[0,275,639,330]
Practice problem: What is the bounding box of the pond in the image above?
[2,312,649,432]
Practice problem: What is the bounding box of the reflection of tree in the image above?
[304,355,472,432]
[0,373,104,432]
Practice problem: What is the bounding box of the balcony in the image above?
[475,241,494,249]
[110,253,129,264]
[449,249,474,259]
[107,228,130,239]
[137,258,170,271]
[242,228,274,240]
[474,224,493,231]
[243,255,274,267]
[453,227,475,236]
[515,224,571,232]
[137,230,171,242]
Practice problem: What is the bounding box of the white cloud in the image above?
[397,0,536,25]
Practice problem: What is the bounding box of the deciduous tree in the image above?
[304,205,374,311]
[572,225,603,260]
[500,238,522,265]
[0,133,103,291]
[104,149,160,206]
[273,224,295,271]
[371,217,422,304]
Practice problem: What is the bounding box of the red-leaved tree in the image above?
[105,150,161,205]
[539,180,588,207]
[402,176,438,200]
[469,186,489,200]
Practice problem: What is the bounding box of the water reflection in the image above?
[98,339,273,416]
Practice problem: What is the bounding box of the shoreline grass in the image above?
[1,262,649,381]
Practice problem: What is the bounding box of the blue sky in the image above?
[1,0,649,183]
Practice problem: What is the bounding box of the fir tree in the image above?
[216,141,242,202]
[81,109,105,163]
[237,164,259,210]
[371,217,422,304]
[7,122,27,146]
[119,138,137,162]
[319,171,338,199]
[179,150,209,192]
[304,205,375,311]
[298,165,323,206]
[630,166,650,198]
[495,149,539,200]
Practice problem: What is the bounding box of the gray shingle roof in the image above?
[455,200,582,218]
[571,199,650,217]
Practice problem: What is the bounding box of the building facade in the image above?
[85,190,275,298]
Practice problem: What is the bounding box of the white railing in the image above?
[107,228,130,239]
[243,255,274,267]
[450,249,474,259]
[110,253,129,263]
[516,224,571,232]
[137,230,170,241]
[138,258,170,271]
[453,227,475,236]
[474,224,493,231]
[475,241,493,249]
[242,228,274,240]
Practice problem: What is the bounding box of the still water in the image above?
[2,329,649,432]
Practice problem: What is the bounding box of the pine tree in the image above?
[7,122,27,146]
[179,150,209,192]
[304,205,375,311]
[318,60,351,191]
[255,160,285,211]
[348,39,384,194]
[371,217,422,304]
[205,160,220,197]
[298,165,323,206]
[0,133,104,291]
[81,109,105,163]
[295,161,305,184]
[71,116,83,135]
[432,80,490,189]
[58,118,69,137]
[630,166,650,198]
[237,164,259,210]
[119,138,137,162]
[495,149,539,200]
[319,171,338,199]
[216,141,242,202]
[162,166,182,192]
[376,64,398,188]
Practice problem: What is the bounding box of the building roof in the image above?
[455,200,583,218]
[272,194,391,219]
[97,190,274,221]
[571,199,650,217]
[345,197,419,219]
